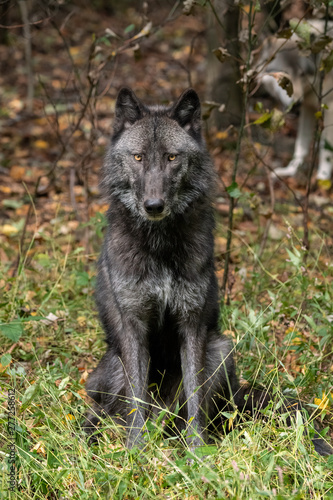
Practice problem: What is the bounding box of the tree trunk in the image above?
[206,0,242,128]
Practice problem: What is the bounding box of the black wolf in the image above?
[85,88,332,455]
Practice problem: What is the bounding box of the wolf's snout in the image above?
[144,198,165,216]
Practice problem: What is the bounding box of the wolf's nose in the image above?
[144,198,165,215]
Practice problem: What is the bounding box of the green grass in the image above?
[0,214,332,499]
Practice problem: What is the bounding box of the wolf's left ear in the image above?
[170,89,201,136]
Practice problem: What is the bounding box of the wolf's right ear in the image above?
[170,89,201,137]
[113,88,144,135]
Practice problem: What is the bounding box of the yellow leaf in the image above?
[291,336,303,345]
[0,361,11,373]
[317,179,332,190]
[34,140,49,149]
[314,393,330,410]
[69,46,80,56]
[128,408,137,415]
[0,224,19,236]
[215,131,229,140]
[79,370,89,385]
[31,442,46,456]
[77,316,86,327]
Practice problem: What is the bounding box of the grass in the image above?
[0,212,332,499]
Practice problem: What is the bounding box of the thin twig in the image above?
[0,18,50,29]
[221,2,254,304]
[10,182,39,277]
[258,165,275,259]
[302,5,329,254]
[252,147,304,210]
[18,0,34,112]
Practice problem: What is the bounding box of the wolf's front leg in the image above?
[121,322,150,448]
[180,323,207,449]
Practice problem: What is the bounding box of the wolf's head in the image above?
[102,88,214,222]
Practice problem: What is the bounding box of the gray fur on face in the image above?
[100,89,214,223]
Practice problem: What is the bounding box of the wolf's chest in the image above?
[152,271,174,310]
[134,271,207,320]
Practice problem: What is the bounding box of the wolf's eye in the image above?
[168,154,176,161]
[134,154,142,161]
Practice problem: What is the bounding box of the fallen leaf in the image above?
[215,131,229,140]
[79,370,89,384]
[69,46,80,56]
[10,166,26,181]
[0,224,19,236]
[33,140,49,149]
[8,98,24,112]
[31,442,46,456]
[77,316,86,327]
[41,313,59,325]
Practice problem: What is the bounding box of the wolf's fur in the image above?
[84,88,332,455]
[258,19,333,181]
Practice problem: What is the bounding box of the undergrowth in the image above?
[0,214,332,499]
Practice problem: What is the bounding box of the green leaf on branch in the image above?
[289,19,311,45]
[253,111,273,125]
[321,50,333,73]
[226,182,241,199]
[124,24,135,34]
[253,108,285,131]
[277,27,293,39]
[311,35,332,55]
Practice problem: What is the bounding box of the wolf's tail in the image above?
[232,384,333,456]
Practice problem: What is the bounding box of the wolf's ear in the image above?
[170,89,201,136]
[113,88,144,135]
